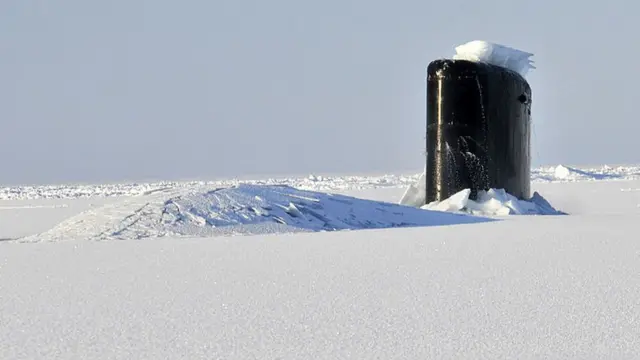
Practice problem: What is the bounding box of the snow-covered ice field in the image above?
[2,164,640,359]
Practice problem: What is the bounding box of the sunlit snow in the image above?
[452,40,535,78]
[2,165,640,359]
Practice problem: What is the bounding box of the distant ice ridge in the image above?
[422,188,565,216]
[0,174,419,201]
[452,40,535,78]
[531,164,640,182]
[19,184,491,242]
[1,164,639,201]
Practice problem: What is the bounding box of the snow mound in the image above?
[21,184,492,242]
[554,164,572,179]
[452,40,535,78]
[423,188,565,216]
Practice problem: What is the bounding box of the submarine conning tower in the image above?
[425,59,532,203]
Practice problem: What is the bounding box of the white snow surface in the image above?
[452,40,535,78]
[18,184,490,243]
[3,172,640,359]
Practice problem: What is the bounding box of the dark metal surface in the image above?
[425,59,532,203]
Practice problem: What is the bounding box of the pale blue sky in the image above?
[2,0,637,185]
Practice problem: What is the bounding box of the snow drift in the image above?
[452,40,535,78]
[20,184,492,242]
